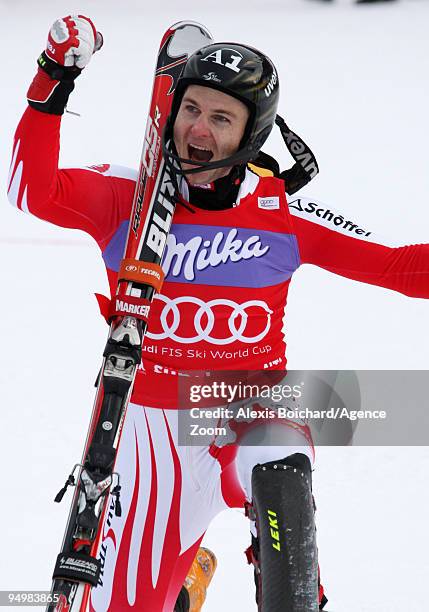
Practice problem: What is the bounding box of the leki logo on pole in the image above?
[267,509,281,551]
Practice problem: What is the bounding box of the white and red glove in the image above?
[27,15,103,115]
[45,15,102,69]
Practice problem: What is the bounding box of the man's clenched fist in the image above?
[46,15,102,69]
[27,15,103,115]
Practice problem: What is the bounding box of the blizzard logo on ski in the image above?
[202,72,221,83]
[267,509,281,551]
[147,171,175,256]
[289,198,372,238]
[264,70,278,97]
[59,555,99,574]
[258,196,279,210]
[116,299,150,318]
[163,228,270,281]
[200,48,243,73]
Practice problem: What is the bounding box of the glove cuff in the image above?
[27,51,82,116]
[37,51,82,82]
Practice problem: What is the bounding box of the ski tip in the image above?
[169,21,213,41]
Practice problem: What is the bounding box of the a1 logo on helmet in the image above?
[200,48,244,73]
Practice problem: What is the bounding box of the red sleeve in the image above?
[288,196,429,299]
[7,107,136,249]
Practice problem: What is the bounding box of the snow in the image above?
[1,0,429,610]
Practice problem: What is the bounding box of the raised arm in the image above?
[289,196,429,299]
[7,16,136,249]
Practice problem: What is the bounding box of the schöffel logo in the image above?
[258,196,280,210]
[289,199,372,238]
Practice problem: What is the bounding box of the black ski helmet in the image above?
[162,42,280,175]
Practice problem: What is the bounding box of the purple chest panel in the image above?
[103,221,300,288]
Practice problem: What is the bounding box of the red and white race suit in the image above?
[8,107,429,611]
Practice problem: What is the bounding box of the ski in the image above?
[47,21,213,612]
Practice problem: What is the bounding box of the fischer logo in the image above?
[115,299,150,317]
[264,70,278,98]
[163,228,270,281]
[125,264,138,272]
[200,48,243,73]
[258,196,279,210]
[202,72,221,83]
[289,199,373,237]
[147,172,175,257]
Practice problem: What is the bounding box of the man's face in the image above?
[173,84,250,186]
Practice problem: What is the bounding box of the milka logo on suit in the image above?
[163,228,270,281]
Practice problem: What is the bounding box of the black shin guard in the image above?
[251,453,319,611]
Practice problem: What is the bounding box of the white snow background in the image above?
[1,0,429,610]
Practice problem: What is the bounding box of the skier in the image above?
[8,14,429,612]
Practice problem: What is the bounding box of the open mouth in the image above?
[187,143,214,163]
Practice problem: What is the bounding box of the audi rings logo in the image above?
[125,264,138,272]
[147,295,273,345]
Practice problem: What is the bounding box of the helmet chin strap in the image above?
[161,131,259,177]
[161,115,320,192]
